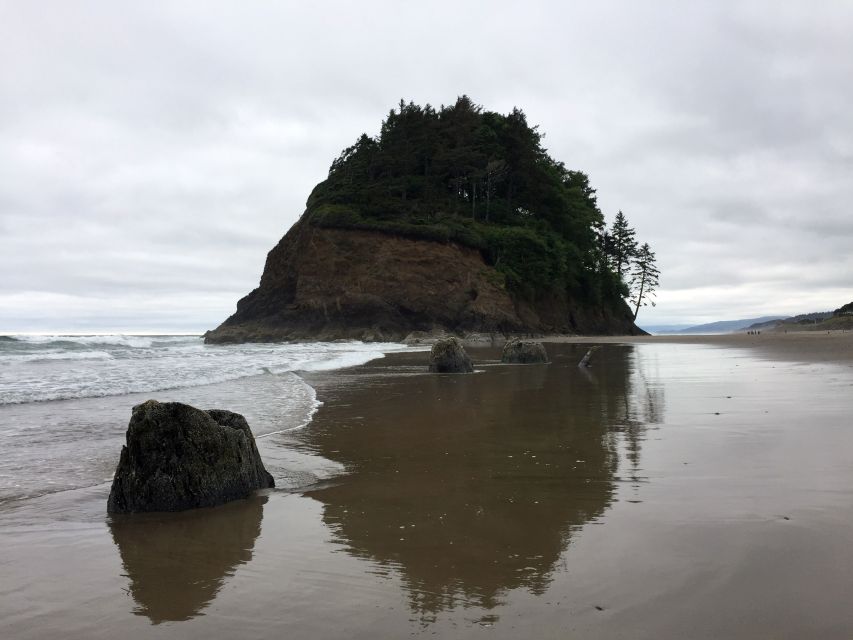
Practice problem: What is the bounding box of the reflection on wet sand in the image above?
[301,344,663,618]
[108,495,267,623]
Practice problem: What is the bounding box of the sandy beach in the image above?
[3,335,853,638]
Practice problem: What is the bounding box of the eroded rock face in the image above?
[501,339,549,364]
[429,337,474,373]
[107,400,274,514]
[204,221,644,343]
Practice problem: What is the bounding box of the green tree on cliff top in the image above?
[608,210,637,280]
[307,96,655,310]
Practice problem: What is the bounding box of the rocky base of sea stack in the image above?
[108,400,274,514]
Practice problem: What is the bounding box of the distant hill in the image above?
[639,324,692,334]
[644,316,786,335]
[748,305,853,332]
[746,312,832,331]
[645,302,853,337]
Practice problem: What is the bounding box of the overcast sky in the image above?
[1,1,851,332]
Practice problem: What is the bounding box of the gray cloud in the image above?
[1,0,851,331]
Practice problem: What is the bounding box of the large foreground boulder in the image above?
[501,339,549,364]
[107,400,274,514]
[429,337,474,373]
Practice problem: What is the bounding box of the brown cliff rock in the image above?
[205,218,642,343]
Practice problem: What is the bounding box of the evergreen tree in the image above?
[629,243,660,321]
[609,210,637,280]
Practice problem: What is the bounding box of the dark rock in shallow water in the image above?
[429,337,474,373]
[107,400,274,514]
[501,339,549,364]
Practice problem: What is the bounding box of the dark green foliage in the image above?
[305,96,628,306]
[483,225,574,299]
[834,301,853,316]
[608,210,637,279]
[310,204,487,249]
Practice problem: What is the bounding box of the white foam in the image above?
[0,338,424,405]
[291,349,388,372]
[11,334,164,349]
[255,374,322,438]
[8,350,115,362]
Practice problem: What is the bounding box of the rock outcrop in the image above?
[501,339,549,364]
[107,400,274,514]
[429,337,474,373]
[204,219,644,344]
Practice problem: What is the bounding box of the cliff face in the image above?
[204,218,642,343]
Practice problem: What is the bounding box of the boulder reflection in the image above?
[302,343,662,616]
[109,495,266,623]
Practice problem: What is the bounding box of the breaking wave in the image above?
[0,335,420,405]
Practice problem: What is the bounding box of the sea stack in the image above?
[107,400,274,514]
[204,97,644,344]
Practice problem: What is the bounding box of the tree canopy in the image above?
[835,301,853,316]
[609,210,637,279]
[305,96,645,307]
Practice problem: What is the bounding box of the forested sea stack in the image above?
[205,97,645,343]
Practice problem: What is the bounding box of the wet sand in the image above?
[3,339,853,638]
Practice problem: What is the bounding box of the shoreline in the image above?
[540,330,853,367]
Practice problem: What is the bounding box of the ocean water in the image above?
[0,334,422,505]
[0,334,415,405]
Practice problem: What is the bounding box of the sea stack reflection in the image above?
[109,496,267,623]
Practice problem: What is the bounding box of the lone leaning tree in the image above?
[629,242,659,321]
